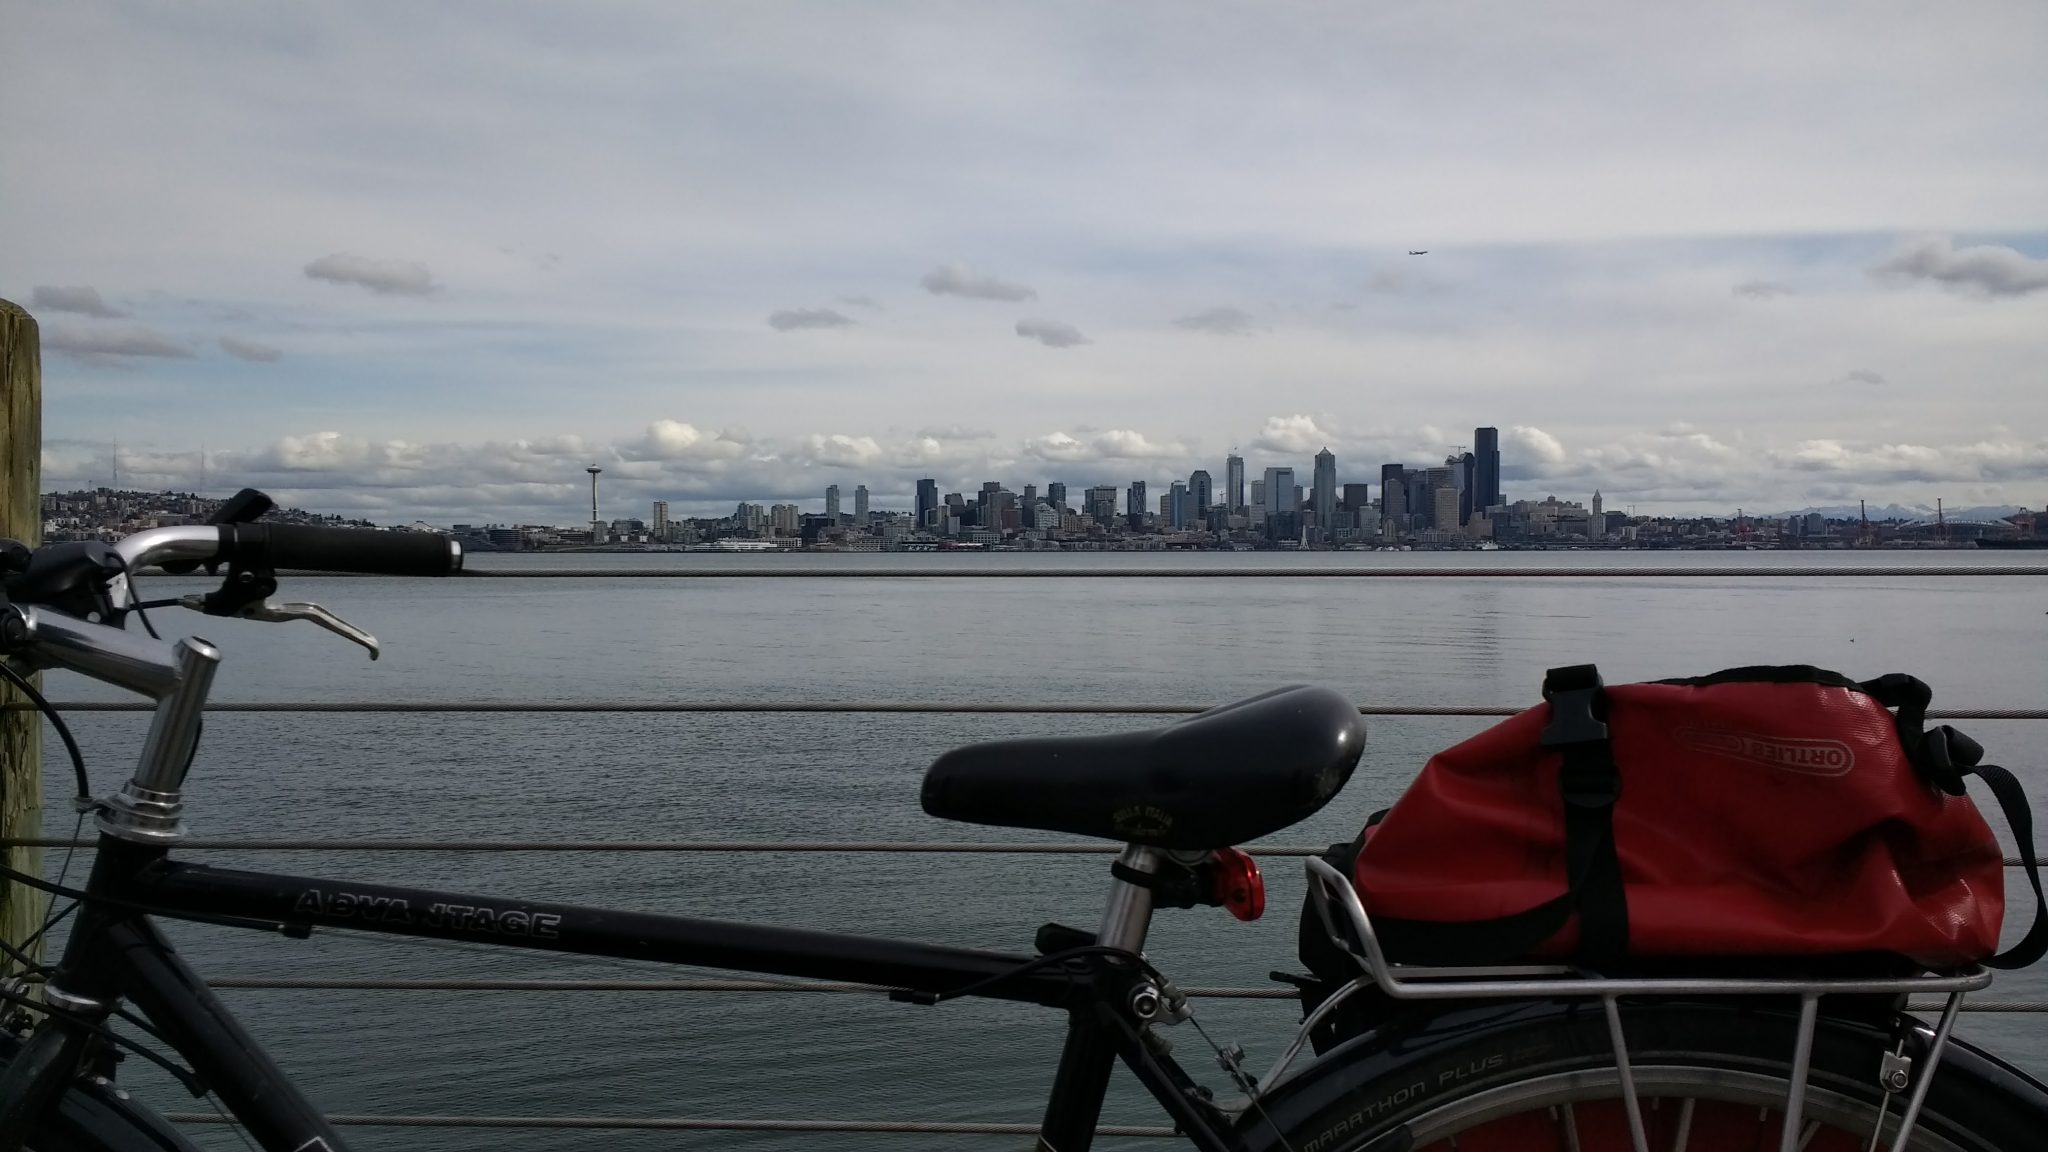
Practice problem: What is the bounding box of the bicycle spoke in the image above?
[1671,1097,1694,1152]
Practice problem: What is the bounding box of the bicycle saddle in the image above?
[920,685,1364,849]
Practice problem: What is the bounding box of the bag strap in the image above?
[1543,664,1629,965]
[1369,664,1628,967]
[1919,725,2048,970]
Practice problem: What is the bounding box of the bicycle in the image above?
[0,505,2043,1151]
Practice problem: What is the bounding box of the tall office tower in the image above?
[1376,461,1409,524]
[825,485,841,518]
[1262,467,1296,515]
[1250,479,1265,509]
[1022,484,1037,506]
[853,485,869,521]
[1312,448,1337,532]
[1225,454,1246,514]
[1341,483,1371,517]
[1085,485,1119,523]
[1046,481,1068,509]
[916,478,939,528]
[1188,470,1212,520]
[1167,481,1189,529]
[1474,426,1502,511]
[1127,480,1148,520]
[651,500,670,540]
[1432,487,1461,532]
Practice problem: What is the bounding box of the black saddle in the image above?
[920,685,1364,849]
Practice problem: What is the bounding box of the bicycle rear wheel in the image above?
[1236,999,2048,1152]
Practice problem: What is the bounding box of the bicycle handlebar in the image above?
[110,524,463,577]
[227,524,463,577]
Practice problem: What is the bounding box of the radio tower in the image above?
[586,466,604,544]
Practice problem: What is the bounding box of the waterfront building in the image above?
[1474,427,1503,511]
[825,485,841,518]
[854,485,869,521]
[1127,480,1148,521]
[651,501,669,540]
[1249,479,1265,510]
[1167,481,1190,529]
[1225,455,1246,514]
[1047,481,1068,509]
[1312,449,1337,533]
[770,503,801,535]
[1432,487,1461,532]
[916,479,939,528]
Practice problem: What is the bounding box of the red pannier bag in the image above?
[1349,665,2045,970]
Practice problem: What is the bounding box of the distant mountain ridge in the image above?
[1760,503,2025,523]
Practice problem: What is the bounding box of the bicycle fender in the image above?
[1229,998,2048,1152]
[0,1032,203,1152]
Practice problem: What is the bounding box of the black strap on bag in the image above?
[1369,664,1629,967]
[1857,674,2048,970]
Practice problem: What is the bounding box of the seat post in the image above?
[1097,844,1163,953]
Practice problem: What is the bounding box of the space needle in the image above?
[586,466,603,544]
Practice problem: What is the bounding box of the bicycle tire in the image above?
[0,1033,199,1152]
[1233,998,2048,1151]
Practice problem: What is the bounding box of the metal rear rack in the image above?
[1258,856,1993,1152]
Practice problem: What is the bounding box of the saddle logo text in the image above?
[1674,727,1855,776]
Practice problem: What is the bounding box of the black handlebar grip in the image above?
[233,524,462,576]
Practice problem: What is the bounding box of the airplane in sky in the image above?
[1407,250,1428,255]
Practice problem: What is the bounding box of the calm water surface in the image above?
[29,551,2048,1150]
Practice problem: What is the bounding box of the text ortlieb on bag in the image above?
[1346,664,2045,970]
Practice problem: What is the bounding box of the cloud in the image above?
[30,285,125,317]
[1022,428,1179,463]
[303,253,438,297]
[1834,369,1885,386]
[1504,426,1569,477]
[838,295,881,309]
[1014,318,1088,347]
[42,325,194,359]
[1250,414,1337,454]
[1871,235,2048,298]
[1732,280,1795,299]
[219,335,283,362]
[915,425,996,441]
[1172,307,1257,335]
[767,307,855,330]
[921,264,1036,302]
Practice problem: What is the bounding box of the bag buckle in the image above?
[1541,665,1608,748]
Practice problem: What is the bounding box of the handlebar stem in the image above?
[96,636,221,845]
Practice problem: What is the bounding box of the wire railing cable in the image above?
[251,564,2048,579]
[160,1112,1179,1136]
[17,700,2046,719]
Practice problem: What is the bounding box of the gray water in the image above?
[27,551,2048,1149]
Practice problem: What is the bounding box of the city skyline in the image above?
[4,6,2042,526]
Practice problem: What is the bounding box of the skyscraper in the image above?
[1380,464,1408,526]
[1225,454,1246,514]
[1473,427,1502,511]
[1127,480,1148,521]
[651,500,669,540]
[1188,470,1212,523]
[1263,467,1296,515]
[1046,481,1067,509]
[916,478,939,528]
[853,485,869,520]
[1312,448,1337,533]
[1167,481,1189,529]
[825,484,841,518]
[1084,485,1118,523]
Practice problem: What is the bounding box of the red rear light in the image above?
[1210,847,1265,921]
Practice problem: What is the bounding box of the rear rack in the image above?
[1257,857,1992,1152]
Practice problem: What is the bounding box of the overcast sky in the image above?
[4,2,2045,523]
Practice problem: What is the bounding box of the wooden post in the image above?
[0,298,42,962]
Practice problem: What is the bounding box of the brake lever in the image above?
[177,595,380,660]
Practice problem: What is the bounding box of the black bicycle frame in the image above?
[1,838,1240,1152]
